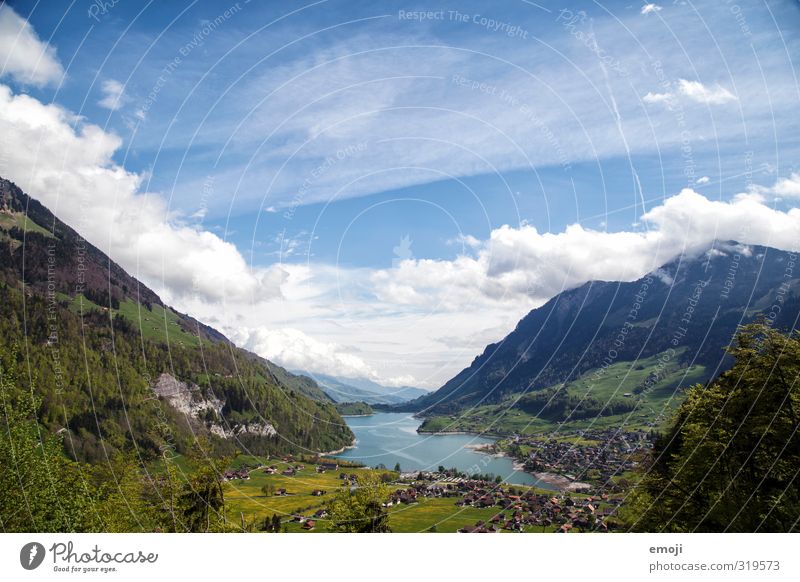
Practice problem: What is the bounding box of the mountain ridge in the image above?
[0,176,353,462]
[294,370,429,405]
[405,241,800,419]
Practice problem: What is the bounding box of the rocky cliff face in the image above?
[152,373,277,439]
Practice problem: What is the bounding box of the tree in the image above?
[261,483,275,497]
[176,441,228,532]
[393,462,401,472]
[628,323,800,532]
[327,473,391,532]
[0,347,98,531]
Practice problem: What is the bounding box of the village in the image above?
[387,473,621,532]
[222,454,626,533]
[505,429,655,492]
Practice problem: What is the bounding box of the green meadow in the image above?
[420,351,709,436]
[57,292,208,348]
[223,458,604,533]
[0,211,54,238]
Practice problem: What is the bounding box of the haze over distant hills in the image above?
[295,371,430,405]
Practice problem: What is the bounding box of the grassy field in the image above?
[387,498,515,533]
[0,211,54,238]
[56,294,206,347]
[223,459,571,533]
[224,459,377,532]
[116,299,206,347]
[420,351,709,436]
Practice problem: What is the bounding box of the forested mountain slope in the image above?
[0,177,353,463]
[410,242,800,418]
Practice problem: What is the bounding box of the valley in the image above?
[223,456,625,533]
[2,176,798,534]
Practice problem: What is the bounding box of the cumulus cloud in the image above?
[644,79,737,107]
[696,176,710,185]
[98,79,126,111]
[370,187,800,311]
[211,182,800,387]
[765,172,800,199]
[641,4,663,15]
[231,326,414,387]
[0,83,286,304]
[677,79,737,105]
[0,5,63,87]
[643,91,672,104]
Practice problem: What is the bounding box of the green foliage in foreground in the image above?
[327,472,391,532]
[0,346,233,532]
[628,323,800,532]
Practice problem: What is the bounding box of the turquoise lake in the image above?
[335,412,552,488]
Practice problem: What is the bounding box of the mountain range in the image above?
[294,371,429,405]
[405,241,800,432]
[5,172,800,456]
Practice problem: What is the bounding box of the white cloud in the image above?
[448,234,482,249]
[766,172,800,199]
[370,187,800,312]
[230,325,416,388]
[677,79,737,105]
[696,176,710,185]
[0,83,286,304]
[0,5,63,87]
[641,4,663,15]
[644,79,736,107]
[98,79,126,111]
[643,91,672,104]
[191,179,800,389]
[233,326,375,379]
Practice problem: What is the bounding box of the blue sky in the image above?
[2,0,800,387]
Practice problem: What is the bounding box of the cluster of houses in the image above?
[262,463,306,477]
[338,472,360,485]
[287,508,329,530]
[222,469,250,481]
[385,478,620,533]
[518,429,653,490]
[288,514,319,530]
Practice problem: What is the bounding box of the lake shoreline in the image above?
[337,412,544,487]
[319,438,357,456]
[417,429,484,436]
[531,472,593,492]
[417,426,508,438]
[465,443,590,492]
